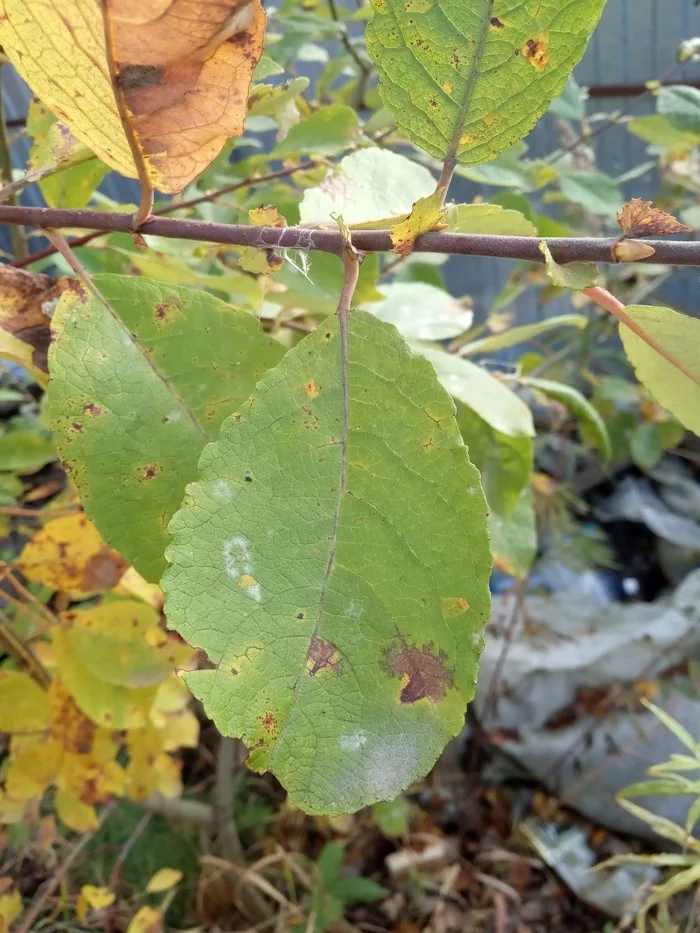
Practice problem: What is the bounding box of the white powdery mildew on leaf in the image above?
[212,479,234,503]
[222,534,262,602]
[338,730,368,752]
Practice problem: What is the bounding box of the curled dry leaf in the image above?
[0,265,70,384]
[612,240,657,263]
[617,199,691,239]
[390,191,447,257]
[0,0,265,194]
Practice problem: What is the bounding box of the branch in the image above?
[1,204,699,266]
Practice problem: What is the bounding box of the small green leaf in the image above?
[0,428,56,474]
[334,876,389,904]
[458,404,533,518]
[372,796,410,837]
[299,149,436,229]
[627,114,700,151]
[489,485,537,580]
[49,276,284,581]
[366,0,605,165]
[414,345,535,438]
[549,76,586,121]
[273,105,360,157]
[460,314,587,357]
[164,312,492,815]
[270,252,382,316]
[539,242,599,290]
[641,699,698,753]
[559,170,623,216]
[630,422,664,470]
[522,376,611,460]
[658,85,700,135]
[619,305,700,437]
[446,203,536,237]
[369,283,473,340]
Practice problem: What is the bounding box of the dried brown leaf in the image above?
[617,199,691,239]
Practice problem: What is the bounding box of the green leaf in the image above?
[549,75,586,121]
[522,376,611,459]
[446,203,536,237]
[67,629,171,689]
[334,876,389,904]
[368,283,473,340]
[460,314,587,357]
[618,305,700,437]
[630,422,664,470]
[49,275,284,582]
[540,242,599,290]
[641,699,698,753]
[558,170,623,216]
[413,345,535,438]
[489,485,537,579]
[627,114,700,151]
[0,429,56,474]
[273,105,360,157]
[457,404,533,518]
[365,0,605,165]
[164,311,492,815]
[658,85,700,135]
[372,796,410,837]
[299,149,437,229]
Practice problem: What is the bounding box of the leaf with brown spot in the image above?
[0,0,265,195]
[0,265,70,385]
[617,199,692,239]
[17,513,127,596]
[384,640,454,703]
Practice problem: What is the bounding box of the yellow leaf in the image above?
[158,708,199,752]
[0,881,22,928]
[0,1,136,178]
[390,190,446,257]
[0,670,51,733]
[126,727,182,802]
[249,206,287,227]
[0,791,32,825]
[0,265,69,386]
[5,739,62,800]
[115,566,164,610]
[127,906,163,933]
[150,675,192,726]
[82,885,116,911]
[55,788,98,832]
[146,867,183,893]
[17,514,126,595]
[57,753,127,806]
[49,678,97,753]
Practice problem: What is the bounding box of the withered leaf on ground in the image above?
[617,199,691,239]
[0,265,70,384]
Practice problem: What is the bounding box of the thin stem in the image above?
[102,2,154,228]
[12,164,313,269]
[326,0,370,108]
[3,204,700,266]
[585,285,700,389]
[436,156,457,206]
[104,811,151,933]
[15,801,116,933]
[0,64,26,259]
[0,609,50,687]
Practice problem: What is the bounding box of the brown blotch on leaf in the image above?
[384,638,454,704]
[83,402,103,417]
[81,550,126,592]
[139,464,161,482]
[307,635,341,676]
[616,199,692,239]
[490,16,504,27]
[305,380,320,399]
[116,64,163,90]
[522,33,550,70]
[260,711,278,735]
[71,422,84,434]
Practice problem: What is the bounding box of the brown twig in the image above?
[15,801,116,933]
[11,163,311,270]
[2,204,700,266]
[104,811,151,933]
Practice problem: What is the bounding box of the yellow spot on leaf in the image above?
[305,380,320,398]
[442,597,470,618]
[237,574,258,589]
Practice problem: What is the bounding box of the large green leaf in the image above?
[522,376,611,460]
[49,275,284,581]
[365,0,605,165]
[618,305,700,437]
[163,311,492,815]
